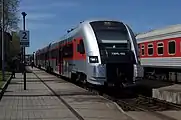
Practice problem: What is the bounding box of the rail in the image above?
[35,67,180,120]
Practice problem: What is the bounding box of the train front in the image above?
[86,20,143,87]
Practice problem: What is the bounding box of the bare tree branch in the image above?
[0,0,20,32]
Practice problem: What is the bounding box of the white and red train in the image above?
[136,24,181,81]
[35,19,143,87]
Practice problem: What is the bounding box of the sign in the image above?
[20,30,30,47]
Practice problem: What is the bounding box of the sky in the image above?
[19,0,181,54]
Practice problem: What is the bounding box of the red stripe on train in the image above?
[139,37,181,58]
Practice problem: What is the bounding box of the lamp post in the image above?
[21,12,27,90]
[1,0,5,81]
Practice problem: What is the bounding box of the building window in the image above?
[148,43,153,55]
[141,44,145,56]
[157,42,164,55]
[168,40,175,54]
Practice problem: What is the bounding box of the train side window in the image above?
[63,43,73,58]
[168,40,176,55]
[148,43,153,56]
[157,42,164,55]
[180,41,181,53]
[68,43,73,57]
[53,49,56,58]
[59,48,62,59]
[50,50,53,58]
[141,44,145,56]
[51,50,54,58]
[55,49,58,66]
[53,50,55,58]
[78,39,85,54]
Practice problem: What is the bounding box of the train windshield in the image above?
[90,21,129,43]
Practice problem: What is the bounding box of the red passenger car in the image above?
[136,24,181,82]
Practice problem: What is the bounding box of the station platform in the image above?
[153,84,181,104]
[136,79,181,105]
[0,67,133,120]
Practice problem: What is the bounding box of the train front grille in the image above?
[106,63,134,84]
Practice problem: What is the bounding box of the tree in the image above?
[0,0,20,31]
[9,31,20,57]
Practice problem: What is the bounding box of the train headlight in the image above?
[89,56,99,63]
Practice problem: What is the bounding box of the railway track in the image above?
[73,80,181,120]
[86,88,181,120]
[34,67,181,120]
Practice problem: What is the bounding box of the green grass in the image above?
[0,71,11,88]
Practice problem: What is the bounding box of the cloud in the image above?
[18,12,56,30]
[28,23,53,30]
[18,12,56,21]
[18,21,53,30]
[49,1,79,7]
[27,13,56,20]
[19,1,79,12]
[144,24,165,31]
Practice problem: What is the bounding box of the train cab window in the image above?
[157,42,164,55]
[148,43,153,55]
[141,44,145,56]
[77,39,85,54]
[168,40,176,54]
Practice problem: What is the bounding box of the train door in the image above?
[59,47,63,75]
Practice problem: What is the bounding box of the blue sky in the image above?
[19,0,181,54]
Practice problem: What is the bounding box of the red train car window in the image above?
[180,41,181,53]
[141,44,145,56]
[168,40,176,55]
[148,43,153,56]
[157,42,164,55]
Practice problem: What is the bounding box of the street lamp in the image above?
[1,0,5,81]
[21,12,27,63]
[21,12,27,30]
[21,12,27,90]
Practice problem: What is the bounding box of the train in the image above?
[34,19,144,87]
[136,24,181,82]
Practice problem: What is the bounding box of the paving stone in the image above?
[0,72,77,120]
[0,67,134,120]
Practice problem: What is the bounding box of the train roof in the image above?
[59,19,125,40]
[35,19,127,53]
[49,41,60,50]
[136,24,181,42]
